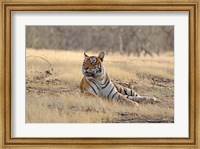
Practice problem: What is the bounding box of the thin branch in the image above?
[26,55,52,66]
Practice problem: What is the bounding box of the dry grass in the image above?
[26,49,174,123]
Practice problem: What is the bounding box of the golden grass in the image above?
[26,49,174,123]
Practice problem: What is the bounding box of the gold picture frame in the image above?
[0,0,199,148]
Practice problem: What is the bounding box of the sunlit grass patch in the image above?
[26,49,174,123]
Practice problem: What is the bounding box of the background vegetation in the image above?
[26,26,174,56]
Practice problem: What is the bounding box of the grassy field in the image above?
[26,49,174,123]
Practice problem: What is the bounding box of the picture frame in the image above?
[0,0,199,148]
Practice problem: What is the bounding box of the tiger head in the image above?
[82,52,105,79]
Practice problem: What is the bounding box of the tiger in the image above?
[80,52,157,106]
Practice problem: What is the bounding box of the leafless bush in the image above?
[26,26,174,56]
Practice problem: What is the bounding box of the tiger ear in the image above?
[98,52,105,62]
[84,52,89,58]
